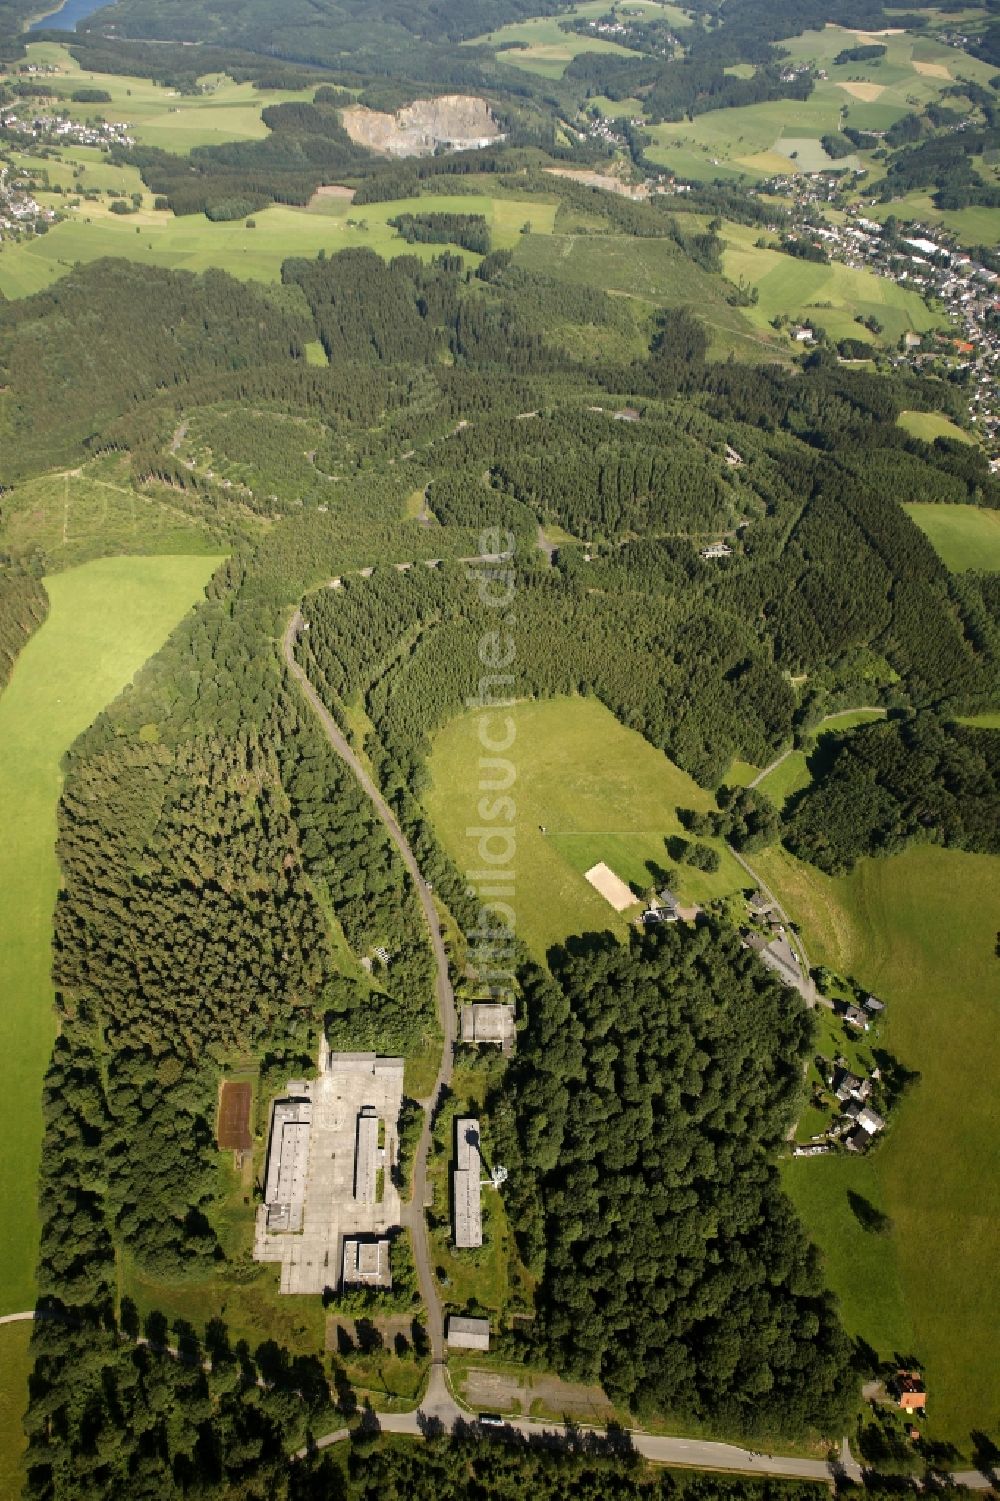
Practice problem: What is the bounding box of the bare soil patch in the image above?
[585,860,637,912]
[217,1081,252,1151]
[310,184,355,203]
[837,81,885,101]
[912,59,951,78]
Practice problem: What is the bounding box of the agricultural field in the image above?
[12,42,313,151]
[423,695,745,963]
[638,23,997,185]
[715,220,941,347]
[759,842,1000,1448]
[0,189,557,300]
[0,187,561,298]
[466,0,640,79]
[903,502,1000,571]
[897,410,976,446]
[513,231,783,358]
[0,553,222,1317]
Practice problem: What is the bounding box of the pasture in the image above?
[0,190,557,300]
[898,410,975,446]
[758,843,1000,1448]
[0,554,222,1316]
[903,503,1000,572]
[17,42,313,151]
[715,220,940,346]
[423,695,744,962]
[466,0,640,78]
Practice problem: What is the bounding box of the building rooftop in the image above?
[263,1092,313,1232]
[461,1003,516,1049]
[447,1315,491,1350]
[453,1118,483,1249]
[354,1106,380,1204]
[342,1237,392,1289]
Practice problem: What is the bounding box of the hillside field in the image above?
[423,695,745,962]
[898,410,976,446]
[0,190,557,300]
[15,42,313,151]
[903,503,1000,572]
[0,553,222,1316]
[759,843,1000,1448]
[716,221,941,346]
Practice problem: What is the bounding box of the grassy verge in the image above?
[0,1322,31,1501]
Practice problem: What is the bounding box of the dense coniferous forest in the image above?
[491,928,855,1434]
[0,557,46,687]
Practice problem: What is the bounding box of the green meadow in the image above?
[0,191,557,300]
[0,1321,32,1501]
[903,503,1000,572]
[714,220,940,346]
[898,410,976,446]
[0,554,222,1316]
[16,42,312,151]
[423,695,744,962]
[759,843,1000,1448]
[466,2,639,79]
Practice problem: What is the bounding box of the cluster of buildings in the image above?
[757,193,1000,463]
[0,164,55,241]
[254,1045,404,1296]
[0,109,133,149]
[794,1050,889,1157]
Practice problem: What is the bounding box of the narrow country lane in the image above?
[282,609,456,1365]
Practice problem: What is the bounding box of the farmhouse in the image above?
[447,1315,491,1351]
[461,1002,516,1051]
[342,1237,392,1289]
[643,887,679,926]
[844,1004,869,1030]
[262,1087,312,1232]
[453,1117,483,1249]
[896,1372,927,1412]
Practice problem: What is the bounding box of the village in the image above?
[0,160,55,241]
[0,106,133,151]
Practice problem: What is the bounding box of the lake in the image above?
[29,0,110,32]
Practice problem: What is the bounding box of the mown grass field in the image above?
[755,709,887,809]
[715,221,941,347]
[903,503,1000,571]
[423,695,744,962]
[17,42,313,151]
[0,554,222,1317]
[898,410,976,446]
[0,1322,32,1501]
[0,190,557,300]
[758,843,1000,1448]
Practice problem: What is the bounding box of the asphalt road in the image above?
[283,609,456,1364]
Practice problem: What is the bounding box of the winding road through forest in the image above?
[278,625,994,1491]
[282,608,455,1366]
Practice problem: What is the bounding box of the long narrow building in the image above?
[452,1117,482,1249]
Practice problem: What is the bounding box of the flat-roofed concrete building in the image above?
[447,1315,490,1351]
[460,1003,516,1051]
[354,1106,380,1203]
[453,1117,483,1249]
[263,1087,313,1232]
[342,1237,392,1289]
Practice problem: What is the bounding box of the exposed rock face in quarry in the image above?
[340,95,504,157]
